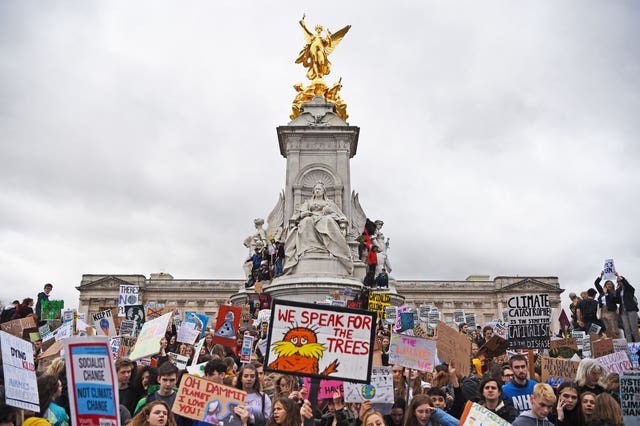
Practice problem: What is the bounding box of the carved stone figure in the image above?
[242,218,267,277]
[283,182,353,275]
[372,219,392,274]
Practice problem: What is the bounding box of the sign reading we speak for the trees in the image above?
[264,300,376,383]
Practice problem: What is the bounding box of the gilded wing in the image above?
[299,19,315,45]
[325,25,351,56]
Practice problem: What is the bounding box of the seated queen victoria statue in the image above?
[283,182,353,275]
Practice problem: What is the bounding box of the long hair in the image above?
[404,394,439,426]
[235,363,262,394]
[575,358,606,388]
[592,393,623,426]
[553,382,584,426]
[274,374,299,400]
[129,400,177,426]
[266,398,301,426]
[36,374,59,416]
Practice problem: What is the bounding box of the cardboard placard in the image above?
[41,299,64,321]
[477,335,509,359]
[506,294,551,350]
[1,316,36,338]
[598,351,634,374]
[264,300,376,383]
[435,321,471,377]
[212,305,241,347]
[0,331,39,411]
[620,370,640,426]
[118,285,139,317]
[343,366,394,403]
[128,312,173,361]
[591,338,614,359]
[368,292,391,321]
[302,377,344,400]
[460,401,511,426]
[172,374,246,423]
[65,337,120,426]
[540,356,579,386]
[389,332,436,372]
[92,309,117,337]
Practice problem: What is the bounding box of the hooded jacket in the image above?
[512,411,555,426]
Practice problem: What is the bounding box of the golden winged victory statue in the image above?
[290,15,351,121]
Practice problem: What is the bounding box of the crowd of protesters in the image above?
[1,269,639,426]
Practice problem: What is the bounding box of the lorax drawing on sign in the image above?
[268,325,339,376]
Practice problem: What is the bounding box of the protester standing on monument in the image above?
[511,383,556,426]
[35,283,53,321]
[615,272,640,342]
[502,355,538,414]
[568,292,581,330]
[594,272,621,339]
[576,289,602,334]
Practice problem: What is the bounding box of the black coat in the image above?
[616,277,639,313]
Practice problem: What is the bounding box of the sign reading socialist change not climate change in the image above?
[264,300,376,383]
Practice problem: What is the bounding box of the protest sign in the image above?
[418,305,430,322]
[603,258,616,281]
[588,323,602,335]
[549,338,578,359]
[119,319,137,337]
[540,356,579,386]
[428,309,441,330]
[41,299,64,321]
[385,306,397,325]
[613,338,629,353]
[92,309,117,337]
[506,294,551,350]
[240,335,254,363]
[629,342,640,369]
[124,305,145,336]
[39,323,53,341]
[54,322,73,341]
[109,337,120,361]
[368,292,391,321]
[493,320,508,339]
[212,305,241,346]
[571,331,586,351]
[185,311,209,340]
[264,300,376,383]
[177,321,200,345]
[1,316,36,338]
[599,351,634,374]
[145,304,172,320]
[620,370,640,426]
[465,312,476,330]
[128,311,173,361]
[453,310,465,325]
[477,335,509,359]
[399,311,415,332]
[302,378,344,400]
[118,284,139,317]
[65,336,120,426]
[592,338,614,359]
[173,374,246,422]
[37,339,64,373]
[343,366,394,404]
[460,401,511,426]
[186,361,208,378]
[435,321,471,377]
[254,309,271,327]
[168,352,190,370]
[389,332,436,372]
[118,336,137,358]
[0,331,39,411]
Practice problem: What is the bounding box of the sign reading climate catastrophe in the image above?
[506,294,551,350]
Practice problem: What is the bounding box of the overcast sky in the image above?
[1,1,638,314]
